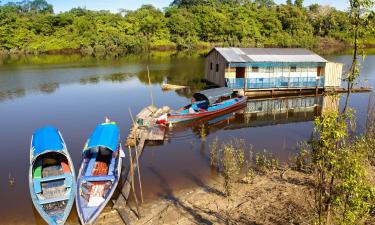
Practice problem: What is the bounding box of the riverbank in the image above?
[97,164,375,225]
[0,38,360,59]
[97,169,315,224]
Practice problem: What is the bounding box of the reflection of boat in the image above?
[76,121,123,225]
[29,126,76,225]
[159,87,247,124]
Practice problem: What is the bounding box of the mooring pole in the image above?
[128,108,144,204]
[127,146,141,218]
[147,65,155,107]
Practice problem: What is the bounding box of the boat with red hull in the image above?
[158,87,247,124]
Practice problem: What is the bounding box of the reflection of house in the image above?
[190,95,339,135]
[205,48,343,92]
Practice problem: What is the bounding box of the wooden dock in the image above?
[241,86,372,98]
[113,105,169,224]
[126,105,168,146]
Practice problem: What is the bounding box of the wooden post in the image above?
[128,108,144,204]
[127,146,141,218]
[147,65,154,107]
[243,66,246,94]
[227,64,230,88]
[134,145,144,203]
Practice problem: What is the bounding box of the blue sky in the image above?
[2,0,350,12]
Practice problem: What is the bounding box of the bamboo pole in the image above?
[134,144,144,203]
[147,65,154,107]
[128,108,136,128]
[127,146,140,218]
[128,108,144,204]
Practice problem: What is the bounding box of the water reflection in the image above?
[172,95,339,139]
[38,82,59,93]
[0,52,205,102]
[0,88,26,102]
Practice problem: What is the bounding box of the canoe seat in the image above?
[107,157,115,176]
[39,194,70,205]
[34,173,68,194]
[39,174,67,183]
[85,154,97,177]
[82,175,115,182]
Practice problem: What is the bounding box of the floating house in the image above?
[205,48,343,93]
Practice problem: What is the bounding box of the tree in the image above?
[343,0,375,112]
[29,0,53,13]
[254,0,275,8]
[0,0,368,54]
[294,0,303,8]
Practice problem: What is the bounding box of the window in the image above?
[216,64,219,72]
[252,66,259,72]
[290,66,297,72]
[210,62,213,71]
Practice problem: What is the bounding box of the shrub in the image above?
[255,149,278,174]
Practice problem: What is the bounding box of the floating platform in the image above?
[126,105,169,147]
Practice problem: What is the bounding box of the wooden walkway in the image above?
[113,105,168,224]
[242,86,372,98]
[113,130,147,225]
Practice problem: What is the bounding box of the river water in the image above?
[0,51,374,224]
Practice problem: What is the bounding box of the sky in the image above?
[2,0,350,13]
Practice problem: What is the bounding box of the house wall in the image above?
[324,62,343,88]
[225,63,325,89]
[204,50,227,86]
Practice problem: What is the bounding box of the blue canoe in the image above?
[76,122,123,225]
[161,87,247,124]
[29,126,76,225]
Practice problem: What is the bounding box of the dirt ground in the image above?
[96,169,316,225]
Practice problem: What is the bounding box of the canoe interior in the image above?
[31,152,74,223]
[173,95,245,116]
[77,147,120,224]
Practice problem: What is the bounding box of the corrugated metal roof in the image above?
[213,47,327,63]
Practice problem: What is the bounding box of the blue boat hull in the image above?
[76,122,122,225]
[76,154,122,225]
[168,96,247,124]
[29,127,76,225]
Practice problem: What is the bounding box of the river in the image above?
[0,50,374,224]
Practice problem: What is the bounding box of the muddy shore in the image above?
[95,169,316,225]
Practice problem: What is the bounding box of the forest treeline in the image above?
[0,0,374,55]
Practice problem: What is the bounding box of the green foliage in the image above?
[1,0,373,54]
[255,149,278,174]
[332,137,375,225]
[294,0,303,8]
[308,109,375,225]
[208,138,250,196]
[209,137,220,167]
[222,144,241,196]
[294,142,311,172]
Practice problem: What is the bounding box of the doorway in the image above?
[236,67,245,78]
